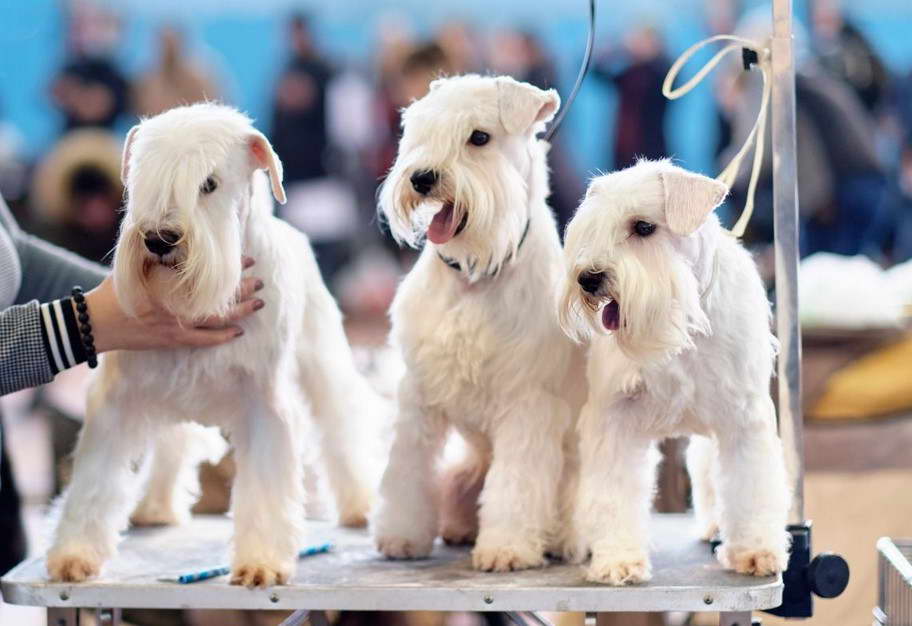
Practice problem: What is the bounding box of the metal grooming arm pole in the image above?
[770,0,803,526]
[766,1,850,617]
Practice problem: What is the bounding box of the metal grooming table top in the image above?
[2,514,781,613]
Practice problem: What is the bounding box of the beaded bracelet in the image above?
[71,286,98,369]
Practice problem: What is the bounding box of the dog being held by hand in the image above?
[47,103,378,587]
[558,159,790,585]
[373,75,586,572]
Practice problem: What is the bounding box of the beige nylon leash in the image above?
[662,34,772,239]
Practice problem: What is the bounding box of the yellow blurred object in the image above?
[810,332,912,420]
[31,128,122,223]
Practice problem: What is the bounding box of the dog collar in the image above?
[436,218,531,278]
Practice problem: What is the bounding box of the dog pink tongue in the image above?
[602,300,620,331]
[427,203,458,244]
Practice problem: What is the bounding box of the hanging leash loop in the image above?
[662,34,772,238]
[544,0,596,142]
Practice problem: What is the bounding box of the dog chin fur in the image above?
[47,103,383,587]
[373,75,587,571]
[560,159,790,584]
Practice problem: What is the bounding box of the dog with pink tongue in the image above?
[373,74,587,571]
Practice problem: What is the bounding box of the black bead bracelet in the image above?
[71,286,98,369]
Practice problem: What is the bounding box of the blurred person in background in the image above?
[722,14,887,260]
[488,29,583,228]
[29,129,123,264]
[591,24,671,170]
[437,21,483,75]
[812,0,890,115]
[881,134,912,263]
[50,1,129,133]
[0,100,28,218]
[133,25,221,117]
[270,14,333,185]
[271,14,365,290]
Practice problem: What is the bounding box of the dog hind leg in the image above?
[131,423,227,526]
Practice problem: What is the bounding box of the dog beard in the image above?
[380,159,528,281]
[113,216,243,322]
[560,248,711,365]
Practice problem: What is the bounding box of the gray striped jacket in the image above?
[1,197,106,396]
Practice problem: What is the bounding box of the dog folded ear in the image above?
[660,167,728,236]
[121,124,140,186]
[496,76,560,136]
[248,132,286,204]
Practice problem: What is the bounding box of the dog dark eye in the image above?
[200,177,218,194]
[468,130,490,146]
[633,220,656,237]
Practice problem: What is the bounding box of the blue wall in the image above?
[1,0,911,180]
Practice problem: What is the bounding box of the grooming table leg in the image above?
[504,612,555,625]
[719,611,751,626]
[95,608,121,625]
[47,608,79,626]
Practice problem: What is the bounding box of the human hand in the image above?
[84,257,265,353]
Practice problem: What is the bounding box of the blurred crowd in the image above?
[2,0,912,317]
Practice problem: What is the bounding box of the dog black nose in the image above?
[143,230,181,257]
[578,270,604,294]
[410,169,438,195]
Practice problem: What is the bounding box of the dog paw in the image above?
[698,521,720,542]
[130,502,187,527]
[717,545,784,576]
[376,536,433,560]
[472,545,546,572]
[336,487,374,529]
[230,562,291,587]
[440,518,478,546]
[586,549,651,585]
[47,550,102,582]
[338,509,369,529]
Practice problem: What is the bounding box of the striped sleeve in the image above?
[38,297,87,375]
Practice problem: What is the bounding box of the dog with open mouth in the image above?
[558,159,791,584]
[374,75,587,571]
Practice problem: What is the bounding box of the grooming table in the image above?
[2,513,780,625]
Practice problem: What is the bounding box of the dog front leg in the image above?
[714,394,790,576]
[373,380,446,559]
[471,392,570,572]
[571,400,658,585]
[230,385,304,587]
[48,382,149,582]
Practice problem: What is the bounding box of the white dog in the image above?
[559,159,790,584]
[47,103,378,587]
[373,75,586,571]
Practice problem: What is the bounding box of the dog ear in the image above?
[660,168,728,236]
[121,124,140,186]
[248,132,286,204]
[496,76,560,136]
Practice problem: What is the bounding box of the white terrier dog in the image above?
[558,159,790,585]
[374,75,586,571]
[47,103,377,587]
